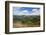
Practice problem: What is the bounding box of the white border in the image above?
[9,3,43,32]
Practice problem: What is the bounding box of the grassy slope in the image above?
[13,15,40,28]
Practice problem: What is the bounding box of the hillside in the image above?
[13,15,40,28]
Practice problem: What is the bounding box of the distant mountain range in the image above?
[13,15,40,20]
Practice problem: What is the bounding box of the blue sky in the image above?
[13,7,40,15]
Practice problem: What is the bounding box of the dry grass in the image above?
[13,21,40,28]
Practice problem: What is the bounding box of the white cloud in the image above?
[14,9,40,15]
[30,9,40,15]
[16,10,29,15]
[32,9,37,12]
